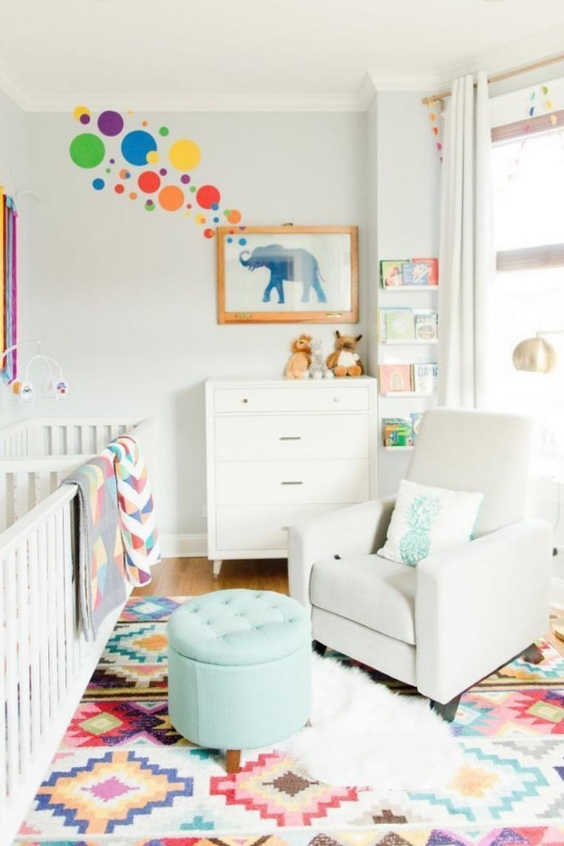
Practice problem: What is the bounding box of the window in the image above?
[491,116,564,478]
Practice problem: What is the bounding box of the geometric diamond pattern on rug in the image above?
[34,749,193,835]
[16,597,564,846]
[210,752,359,826]
[85,663,168,700]
[119,595,190,623]
[454,689,564,737]
[62,700,188,747]
[99,622,168,665]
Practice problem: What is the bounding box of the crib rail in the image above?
[0,416,142,459]
[0,486,128,845]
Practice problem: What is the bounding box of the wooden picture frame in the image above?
[217,225,359,324]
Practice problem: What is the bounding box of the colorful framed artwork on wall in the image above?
[217,225,359,324]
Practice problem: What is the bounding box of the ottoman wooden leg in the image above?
[226,749,241,773]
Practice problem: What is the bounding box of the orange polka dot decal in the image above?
[69,106,243,236]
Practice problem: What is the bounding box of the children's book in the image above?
[410,412,424,442]
[412,363,438,394]
[378,363,412,393]
[401,258,439,287]
[382,418,413,447]
[382,308,414,341]
[380,260,407,289]
[413,310,438,341]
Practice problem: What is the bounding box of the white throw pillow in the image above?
[377,479,484,567]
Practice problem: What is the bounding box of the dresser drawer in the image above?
[214,414,369,461]
[213,386,369,414]
[215,504,345,551]
[215,459,369,505]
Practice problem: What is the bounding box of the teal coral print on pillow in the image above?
[399,493,442,566]
[378,479,484,567]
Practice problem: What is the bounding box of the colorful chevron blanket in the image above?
[64,454,128,641]
[106,435,161,586]
[63,435,160,639]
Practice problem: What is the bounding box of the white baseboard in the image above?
[160,534,208,558]
[551,577,564,611]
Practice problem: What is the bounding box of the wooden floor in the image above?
[133,557,564,658]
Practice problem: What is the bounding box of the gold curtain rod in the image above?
[422,51,564,105]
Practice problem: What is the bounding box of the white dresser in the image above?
[205,377,378,574]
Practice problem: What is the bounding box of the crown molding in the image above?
[21,91,366,113]
[0,60,31,111]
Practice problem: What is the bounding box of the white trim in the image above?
[366,71,444,94]
[160,533,208,558]
[0,60,30,111]
[551,576,564,611]
[21,92,366,114]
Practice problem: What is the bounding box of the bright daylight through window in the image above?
[492,124,564,478]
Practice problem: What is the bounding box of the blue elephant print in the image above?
[239,244,327,305]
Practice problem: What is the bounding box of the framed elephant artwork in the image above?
[216,225,359,324]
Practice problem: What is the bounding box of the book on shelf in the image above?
[413,310,438,341]
[380,258,439,289]
[382,418,413,447]
[380,260,405,289]
[380,307,414,341]
[412,362,438,394]
[402,258,439,287]
[378,363,412,393]
[410,412,424,442]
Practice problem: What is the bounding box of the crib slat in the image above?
[16,541,32,772]
[5,550,20,795]
[0,537,6,810]
[46,515,59,717]
[37,521,50,734]
[28,529,41,755]
[54,506,66,703]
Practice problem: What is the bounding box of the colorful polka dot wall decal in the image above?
[158,185,184,212]
[196,184,220,209]
[169,139,201,171]
[121,130,157,166]
[138,171,161,194]
[69,105,243,236]
[97,110,124,137]
[70,133,105,168]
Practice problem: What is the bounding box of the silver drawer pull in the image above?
[242,398,249,404]
[279,436,301,441]
[281,481,303,485]
[281,526,289,531]
[333,397,341,403]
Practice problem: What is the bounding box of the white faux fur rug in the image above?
[276,654,464,790]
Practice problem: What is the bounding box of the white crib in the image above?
[0,416,156,845]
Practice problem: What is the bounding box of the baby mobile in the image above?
[69,107,245,245]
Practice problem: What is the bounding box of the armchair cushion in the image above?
[377,479,484,567]
[310,554,417,645]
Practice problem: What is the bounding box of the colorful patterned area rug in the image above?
[16,596,564,846]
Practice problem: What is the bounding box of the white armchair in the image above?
[288,408,553,720]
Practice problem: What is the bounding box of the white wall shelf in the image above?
[380,339,438,345]
[380,286,439,292]
[384,445,414,451]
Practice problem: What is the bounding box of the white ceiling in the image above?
[2,0,564,111]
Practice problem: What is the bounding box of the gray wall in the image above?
[25,111,368,543]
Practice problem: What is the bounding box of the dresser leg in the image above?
[213,560,222,577]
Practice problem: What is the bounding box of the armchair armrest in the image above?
[416,518,553,704]
[287,496,396,614]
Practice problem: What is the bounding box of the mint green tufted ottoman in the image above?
[167,589,312,773]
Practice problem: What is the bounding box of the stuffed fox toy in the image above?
[326,331,363,377]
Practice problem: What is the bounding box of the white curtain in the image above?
[438,72,495,408]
